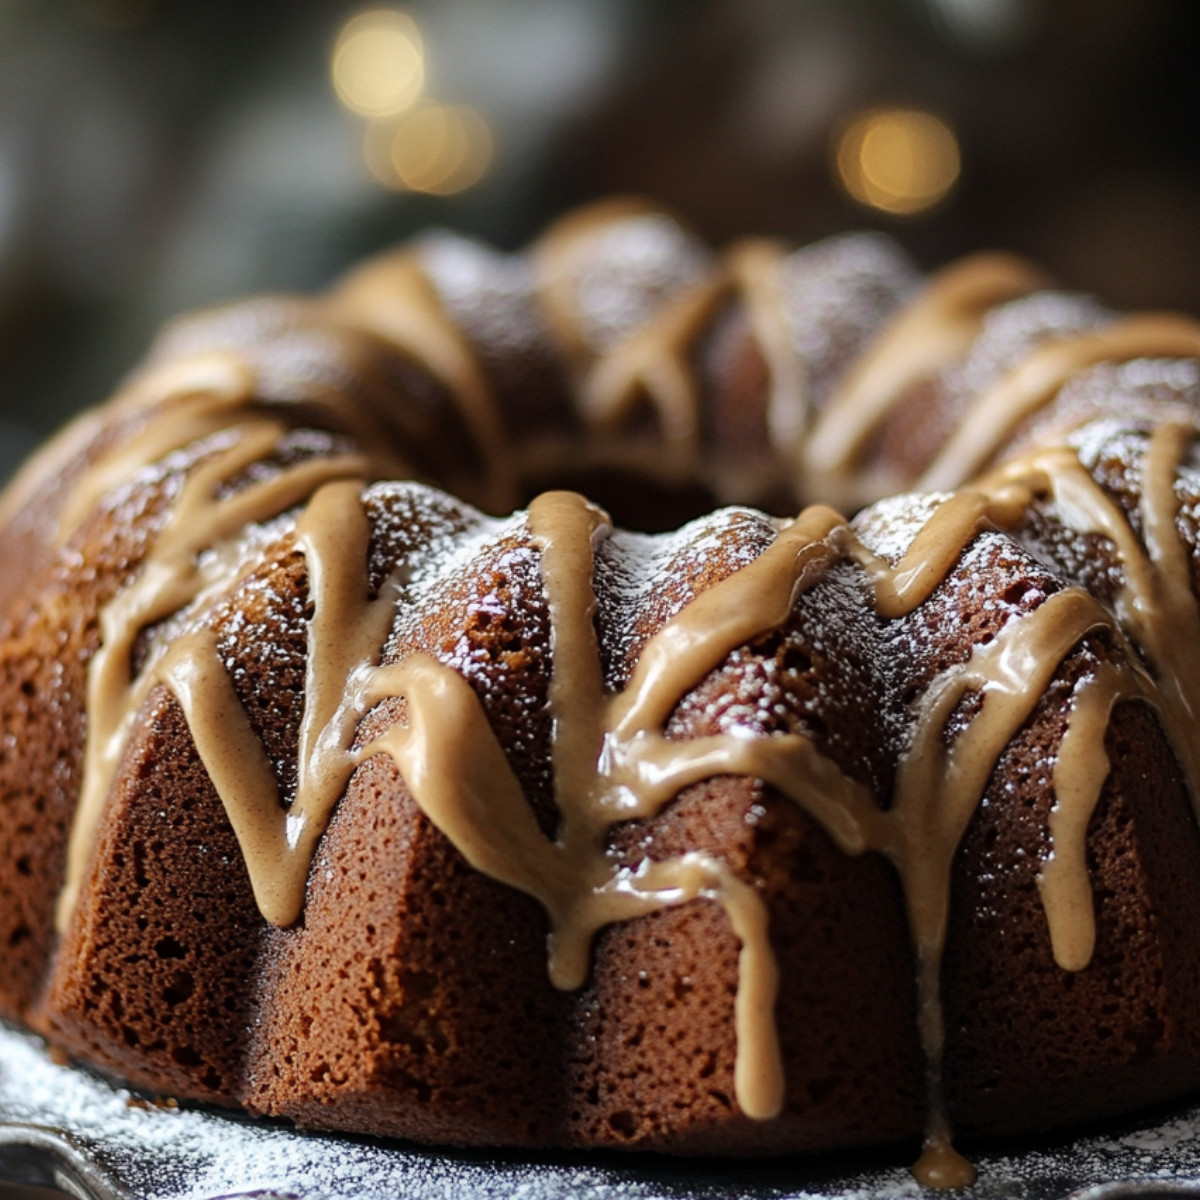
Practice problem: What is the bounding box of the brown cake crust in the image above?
[5,201,1200,1184]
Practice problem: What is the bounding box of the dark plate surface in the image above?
[4,1022,1200,1200]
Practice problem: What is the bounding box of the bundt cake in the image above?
[6,198,1200,1188]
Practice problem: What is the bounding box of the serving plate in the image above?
[3,1022,1200,1200]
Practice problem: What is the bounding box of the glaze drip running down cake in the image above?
[5,199,1200,1187]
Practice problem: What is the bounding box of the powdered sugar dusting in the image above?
[594,506,776,689]
[852,492,954,563]
[567,213,712,352]
[4,1022,1200,1199]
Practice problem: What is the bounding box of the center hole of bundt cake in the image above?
[519,467,789,533]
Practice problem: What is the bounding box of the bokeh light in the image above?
[834,107,961,216]
[332,9,425,118]
[365,102,493,195]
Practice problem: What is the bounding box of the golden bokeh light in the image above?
[365,103,494,195]
[332,10,425,118]
[834,107,961,216]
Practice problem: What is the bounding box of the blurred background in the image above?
[0,0,1199,485]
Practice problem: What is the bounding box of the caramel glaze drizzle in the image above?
[328,254,518,513]
[530,204,775,492]
[919,318,1200,493]
[980,421,1200,974]
[524,205,1044,514]
[803,252,1049,510]
[54,355,406,931]
[41,204,1200,1188]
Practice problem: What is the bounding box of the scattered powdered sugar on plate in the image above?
[4,1022,1200,1200]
